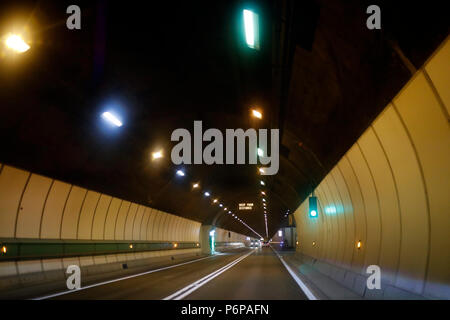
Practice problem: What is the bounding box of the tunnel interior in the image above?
[0,0,448,301]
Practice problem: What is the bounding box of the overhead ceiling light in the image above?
[262,198,266,202]
[5,34,30,53]
[260,181,265,186]
[259,168,265,174]
[101,111,123,127]
[152,150,163,160]
[176,170,185,176]
[224,208,227,211]
[213,199,218,203]
[261,191,265,195]
[243,9,260,50]
[204,192,210,197]
[251,109,262,119]
[192,182,199,188]
[219,203,223,207]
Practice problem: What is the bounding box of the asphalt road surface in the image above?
[43,247,307,300]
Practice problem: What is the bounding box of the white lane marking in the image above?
[33,255,216,300]
[163,249,255,300]
[271,246,318,300]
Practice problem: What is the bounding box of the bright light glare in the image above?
[101,111,123,127]
[257,148,264,157]
[278,230,282,237]
[152,150,163,160]
[176,170,185,176]
[192,183,199,188]
[243,10,259,49]
[260,181,265,186]
[5,34,30,53]
[204,192,210,197]
[252,109,262,119]
[213,199,218,203]
[261,191,265,195]
[259,168,265,174]
[310,210,317,217]
[325,206,337,214]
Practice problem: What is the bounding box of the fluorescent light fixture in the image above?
[101,111,123,127]
[204,192,210,197]
[278,230,282,237]
[243,9,260,50]
[176,170,185,176]
[260,181,265,186]
[5,34,30,53]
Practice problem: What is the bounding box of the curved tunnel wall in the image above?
[214,227,252,249]
[0,164,206,280]
[293,37,450,299]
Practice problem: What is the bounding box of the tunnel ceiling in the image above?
[0,0,448,238]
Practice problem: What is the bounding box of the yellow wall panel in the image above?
[394,72,450,298]
[103,198,122,240]
[373,105,428,295]
[77,191,100,240]
[60,186,87,239]
[157,211,168,241]
[348,145,381,268]
[145,208,158,241]
[324,175,346,267]
[140,207,151,240]
[123,203,139,240]
[150,210,162,241]
[16,174,52,238]
[331,167,355,269]
[91,194,112,240]
[338,156,367,274]
[358,127,401,285]
[0,166,30,238]
[40,180,71,239]
[424,37,450,116]
[114,201,131,240]
[132,205,145,241]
